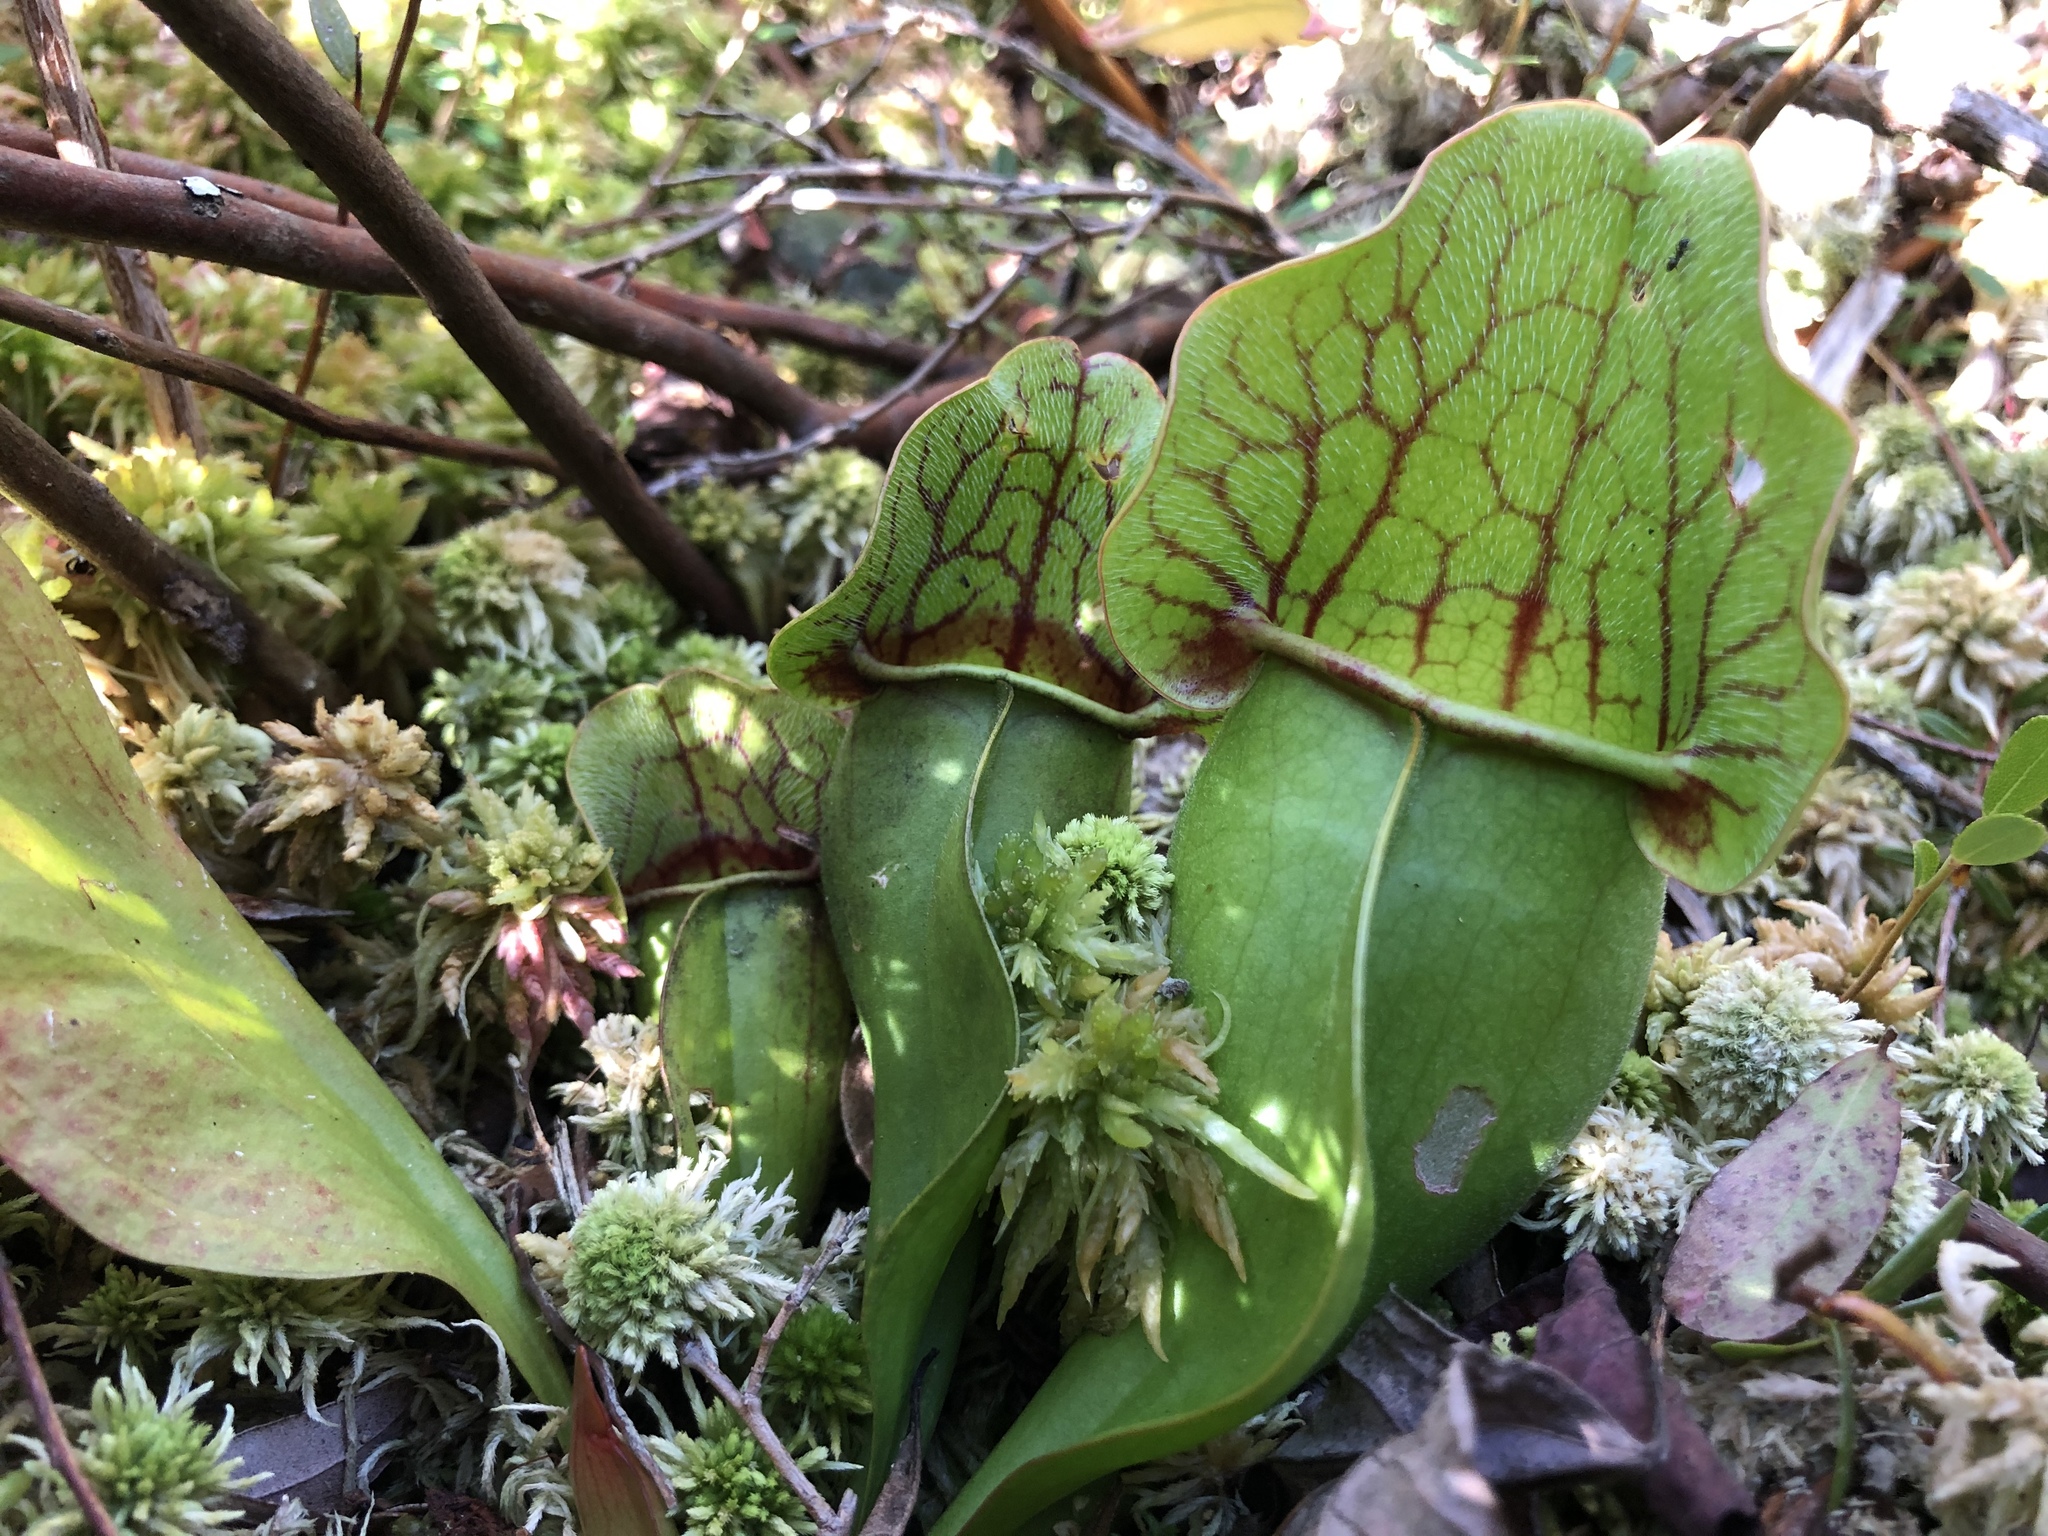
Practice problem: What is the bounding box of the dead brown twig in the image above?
[680,1212,863,1536]
[136,0,756,635]
[1774,1237,1958,1384]
[1732,0,1885,145]
[0,1242,125,1536]
[0,394,341,716]
[16,0,208,451]
[1867,341,2013,567]
[0,283,559,473]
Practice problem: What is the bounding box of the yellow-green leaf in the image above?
[1100,102,1852,894]
[0,547,565,1403]
[1094,0,1311,59]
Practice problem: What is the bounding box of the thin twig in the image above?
[682,1338,847,1534]
[1932,882,1965,1037]
[1483,0,1531,114]
[16,0,207,450]
[0,1244,124,1536]
[1732,0,1885,144]
[0,137,834,442]
[743,1213,854,1404]
[1589,0,1643,87]
[0,284,557,472]
[648,231,1067,494]
[1867,342,2012,565]
[139,0,759,637]
[1841,858,1956,1007]
[1633,0,1836,91]
[1852,712,1999,764]
[1775,1238,1957,1383]
[677,1214,860,1536]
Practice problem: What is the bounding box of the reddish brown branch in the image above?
[15,0,208,449]
[0,1243,124,1536]
[1868,341,2012,565]
[0,284,561,472]
[1732,0,1884,145]
[0,396,339,713]
[0,122,930,375]
[0,128,838,433]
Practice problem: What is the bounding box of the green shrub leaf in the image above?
[1951,813,2048,868]
[1985,715,2048,816]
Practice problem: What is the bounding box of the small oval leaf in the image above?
[1665,1049,1902,1340]
[1912,837,1943,888]
[1985,715,2048,816]
[308,0,358,82]
[1096,0,1311,59]
[1951,813,2048,868]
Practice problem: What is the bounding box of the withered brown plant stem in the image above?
[0,1242,126,1536]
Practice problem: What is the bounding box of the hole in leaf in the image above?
[1727,449,1765,509]
[1413,1085,1497,1195]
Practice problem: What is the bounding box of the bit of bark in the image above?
[1941,1176,2048,1312]
[14,0,209,451]
[0,1243,126,1536]
[0,284,559,473]
[0,396,340,715]
[1702,54,2048,200]
[134,0,757,637]
[1847,723,1985,820]
[1732,0,1886,145]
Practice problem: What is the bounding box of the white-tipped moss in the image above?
[11,1364,257,1536]
[1535,1104,1702,1260]
[517,1145,801,1375]
[1673,959,1875,1137]
[1857,558,2048,738]
[1902,1030,2048,1177]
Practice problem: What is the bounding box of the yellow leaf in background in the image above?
[1094,0,1312,59]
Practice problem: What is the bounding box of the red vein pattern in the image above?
[769,338,1163,712]
[568,669,844,894]
[1101,104,1853,891]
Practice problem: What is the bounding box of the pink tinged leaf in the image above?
[1665,1049,1902,1341]
[568,1350,673,1536]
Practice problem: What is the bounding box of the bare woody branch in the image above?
[0,121,931,375]
[142,0,762,633]
[0,136,840,432]
[0,1243,124,1536]
[1730,0,1884,145]
[1701,54,2048,199]
[0,285,561,474]
[15,0,209,450]
[0,396,340,715]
